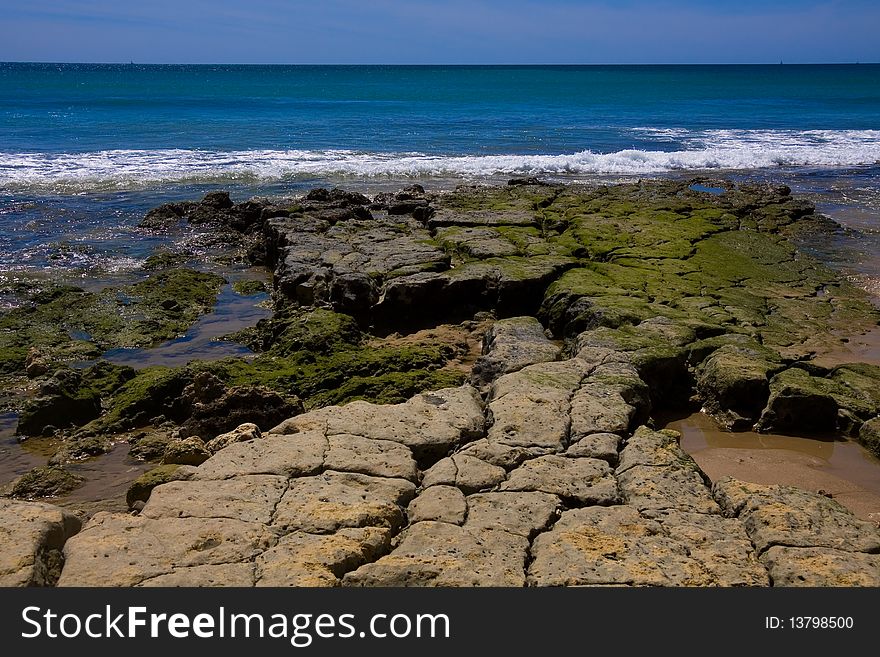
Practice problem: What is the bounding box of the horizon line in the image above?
[2,60,878,67]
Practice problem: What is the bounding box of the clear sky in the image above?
[1,0,878,64]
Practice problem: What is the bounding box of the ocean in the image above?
[1,63,879,286]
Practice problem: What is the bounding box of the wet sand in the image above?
[664,411,880,524]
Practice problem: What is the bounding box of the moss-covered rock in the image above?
[125,464,185,508]
[162,436,210,466]
[756,368,842,433]
[231,279,267,295]
[17,369,102,436]
[858,417,880,457]
[696,342,785,430]
[128,432,173,462]
[0,268,223,378]
[79,366,192,435]
[11,466,84,499]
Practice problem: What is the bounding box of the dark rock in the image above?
[48,435,110,464]
[200,191,233,210]
[507,177,547,186]
[696,343,784,430]
[330,273,380,316]
[387,199,429,215]
[139,203,187,229]
[305,188,332,202]
[178,373,302,441]
[755,368,839,433]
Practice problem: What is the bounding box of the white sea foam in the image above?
[2,129,879,192]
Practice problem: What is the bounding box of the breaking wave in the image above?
[2,129,879,193]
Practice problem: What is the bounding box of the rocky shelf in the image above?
[5,349,879,586]
[2,179,880,586]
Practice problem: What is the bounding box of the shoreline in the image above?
[2,176,880,586]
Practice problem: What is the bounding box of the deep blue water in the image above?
[1,63,879,190]
[0,63,878,285]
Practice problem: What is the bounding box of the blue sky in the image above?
[1,0,878,64]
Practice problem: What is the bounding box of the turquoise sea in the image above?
[0,63,878,286]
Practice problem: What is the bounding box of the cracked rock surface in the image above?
[5,180,880,588]
[53,335,880,587]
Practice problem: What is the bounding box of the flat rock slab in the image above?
[456,438,553,471]
[271,471,416,534]
[421,454,507,493]
[256,527,391,587]
[617,427,696,473]
[325,434,419,482]
[713,478,880,554]
[58,513,275,587]
[501,455,620,505]
[193,432,326,480]
[759,546,880,587]
[528,505,767,587]
[566,432,621,464]
[407,486,467,525]
[428,208,540,228]
[141,475,288,524]
[471,316,560,385]
[273,386,485,465]
[137,563,256,587]
[464,491,559,538]
[0,499,81,587]
[618,464,720,514]
[487,360,589,450]
[343,521,529,587]
[569,382,636,437]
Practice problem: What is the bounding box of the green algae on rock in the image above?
[11,466,84,499]
[0,267,224,376]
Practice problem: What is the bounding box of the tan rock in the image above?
[257,527,391,586]
[325,434,418,482]
[272,471,415,534]
[760,546,880,587]
[162,436,211,466]
[618,464,720,514]
[407,486,467,525]
[470,316,560,385]
[421,454,506,493]
[58,513,275,586]
[528,505,767,587]
[272,386,485,464]
[486,360,588,450]
[566,432,621,464]
[456,438,553,470]
[137,563,256,587]
[501,455,619,505]
[569,381,637,438]
[205,423,262,454]
[464,491,559,538]
[192,431,326,480]
[713,478,880,553]
[141,475,288,524]
[343,521,529,587]
[617,426,694,473]
[0,499,81,587]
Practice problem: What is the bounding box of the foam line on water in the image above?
[2,129,879,192]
